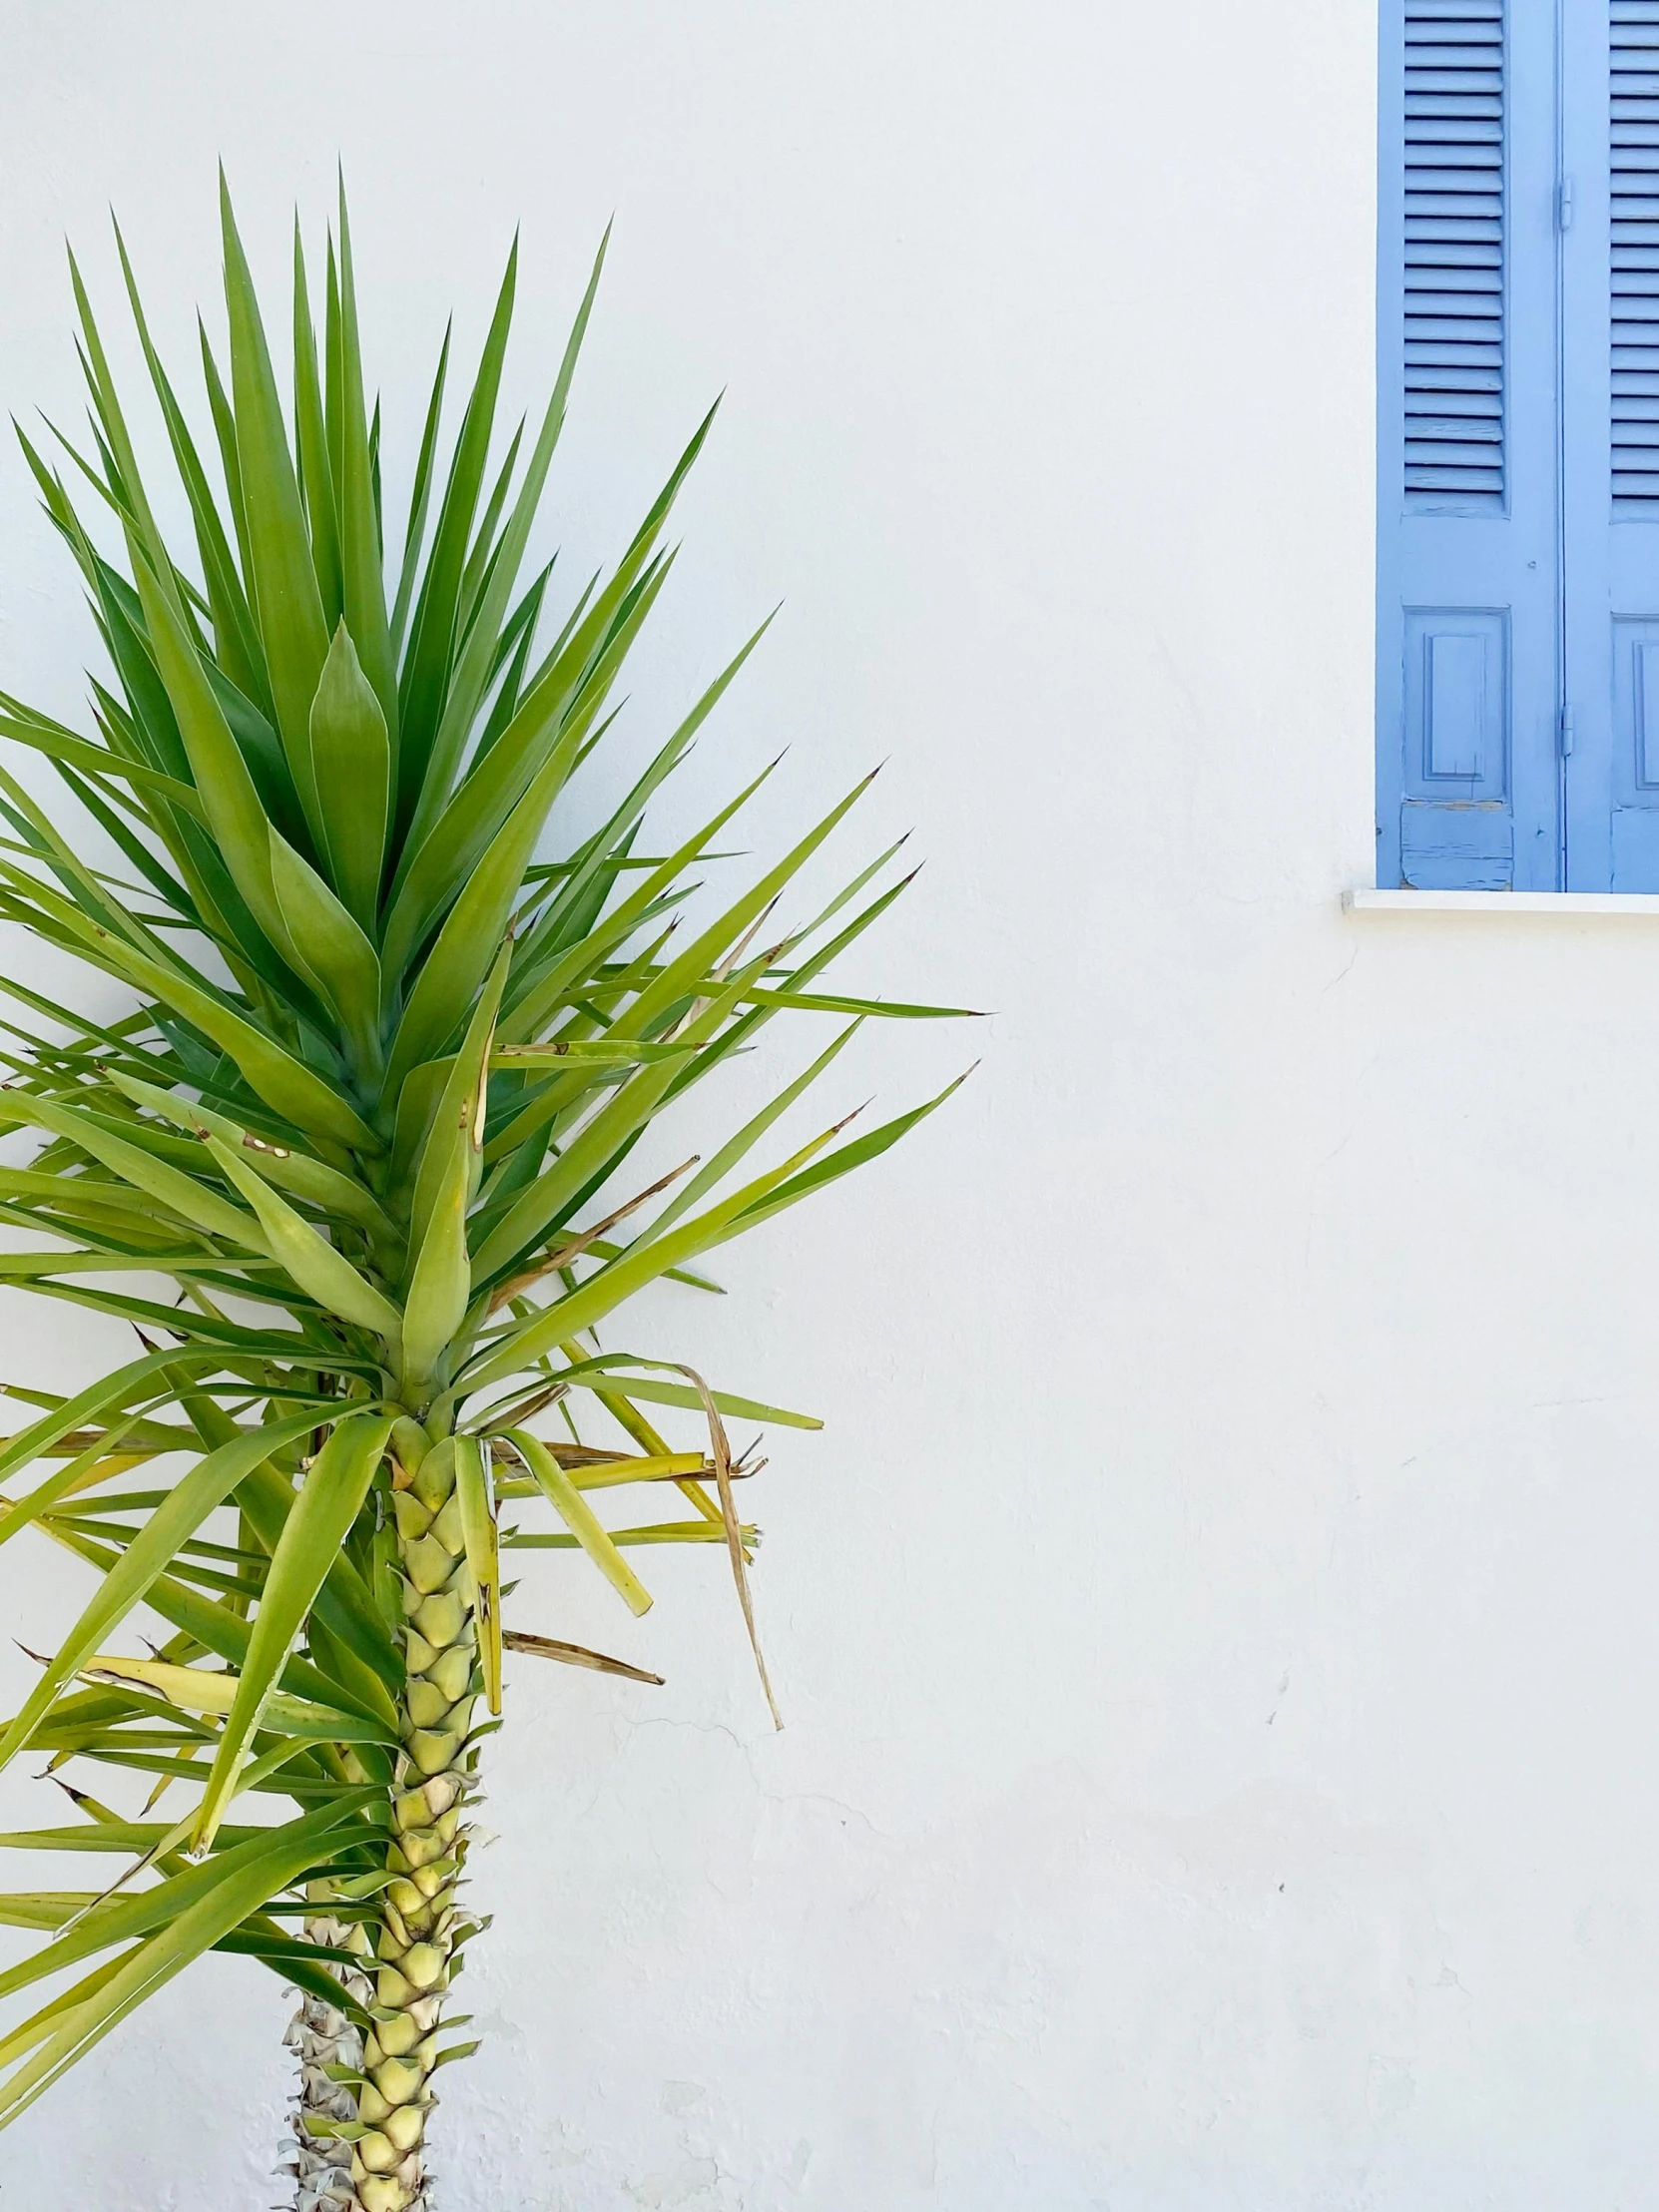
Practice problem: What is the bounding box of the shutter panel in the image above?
[1605,1,1659,887]
[1378,0,1561,889]
[1559,0,1659,886]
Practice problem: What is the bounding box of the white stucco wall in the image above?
[1,3,1654,2206]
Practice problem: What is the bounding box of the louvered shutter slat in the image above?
[1408,387,1503,408]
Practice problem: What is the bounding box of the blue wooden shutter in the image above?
[1559,0,1659,887]
[1378,0,1561,889]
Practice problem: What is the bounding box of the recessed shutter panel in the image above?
[1378,0,1561,890]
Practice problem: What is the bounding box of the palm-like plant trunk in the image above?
[285,1907,373,2211]
[286,1419,479,2212]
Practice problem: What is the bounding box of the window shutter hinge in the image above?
[1559,704,1576,759]
[1557,177,1575,232]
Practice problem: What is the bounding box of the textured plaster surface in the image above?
[3,2,1658,2206]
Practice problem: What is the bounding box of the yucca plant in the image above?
[0,176,967,2211]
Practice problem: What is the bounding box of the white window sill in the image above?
[1346,888,1659,914]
